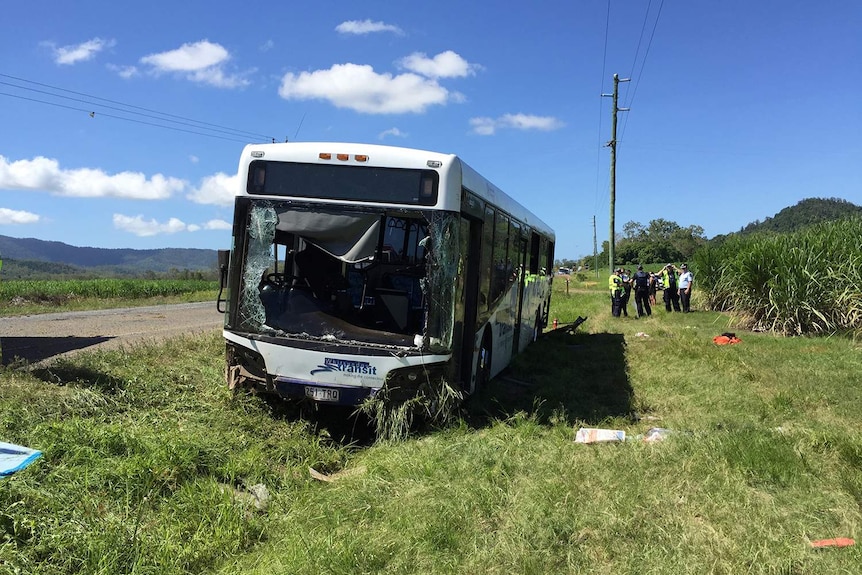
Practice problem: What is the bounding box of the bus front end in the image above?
[219,143,461,407]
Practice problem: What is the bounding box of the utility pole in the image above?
[602,74,630,274]
[593,215,598,279]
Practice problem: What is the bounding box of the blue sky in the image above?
[1,1,860,260]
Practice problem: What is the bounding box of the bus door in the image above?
[512,234,528,355]
[457,215,483,390]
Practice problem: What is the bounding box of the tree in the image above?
[613,218,706,265]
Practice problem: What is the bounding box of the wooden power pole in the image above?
[602,74,629,273]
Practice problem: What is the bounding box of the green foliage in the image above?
[358,378,463,442]
[223,284,862,574]
[1,258,219,281]
[739,197,862,236]
[599,218,706,267]
[4,286,862,574]
[0,278,218,306]
[692,217,862,335]
[0,333,345,575]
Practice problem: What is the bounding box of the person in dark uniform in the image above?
[632,264,652,317]
[620,268,632,317]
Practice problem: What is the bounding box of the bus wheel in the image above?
[475,330,492,392]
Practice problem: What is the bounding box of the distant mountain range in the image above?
[0,235,218,278]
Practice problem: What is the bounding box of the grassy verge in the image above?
[0,278,218,316]
[2,279,861,574]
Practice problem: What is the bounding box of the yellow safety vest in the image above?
[661,268,677,289]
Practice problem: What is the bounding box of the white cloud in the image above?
[140,40,250,88]
[0,207,40,225]
[378,127,407,140]
[259,39,274,52]
[113,214,187,237]
[398,51,479,79]
[51,37,115,65]
[108,64,139,78]
[0,155,185,200]
[335,20,403,35]
[113,214,231,237]
[469,113,565,136]
[279,63,450,114]
[187,172,239,206]
[189,155,199,164]
[203,219,231,230]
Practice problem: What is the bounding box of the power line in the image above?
[0,72,276,142]
[593,0,612,217]
[619,0,665,143]
[0,80,266,142]
[0,91,252,144]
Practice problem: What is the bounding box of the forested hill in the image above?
[0,234,218,277]
[739,198,862,235]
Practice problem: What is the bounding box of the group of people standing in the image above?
[608,263,693,318]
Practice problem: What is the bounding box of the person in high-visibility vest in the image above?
[660,264,681,312]
[609,268,624,317]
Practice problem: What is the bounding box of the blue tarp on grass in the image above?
[0,441,42,476]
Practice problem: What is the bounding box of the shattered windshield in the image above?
[237,201,457,352]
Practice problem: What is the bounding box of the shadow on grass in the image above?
[256,395,376,447]
[26,361,129,394]
[466,325,633,428]
[1,336,113,366]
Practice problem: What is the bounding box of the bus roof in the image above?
[238,142,554,240]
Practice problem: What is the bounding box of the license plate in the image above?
[305,386,340,402]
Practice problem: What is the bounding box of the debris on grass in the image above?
[309,466,367,483]
[810,538,855,549]
[574,427,626,444]
[640,428,672,443]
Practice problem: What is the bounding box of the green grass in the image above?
[0,278,218,316]
[2,278,861,574]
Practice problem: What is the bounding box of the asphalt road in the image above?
[0,302,224,365]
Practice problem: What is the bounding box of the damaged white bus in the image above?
[217,142,555,407]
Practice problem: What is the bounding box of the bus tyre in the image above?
[475,330,492,392]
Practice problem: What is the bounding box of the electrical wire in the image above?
[594,0,612,218]
[0,72,276,142]
[619,0,665,144]
[0,90,252,144]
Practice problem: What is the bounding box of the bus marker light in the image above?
[251,151,264,158]
[427,160,442,168]
[319,153,332,160]
[354,155,369,162]
[337,154,349,161]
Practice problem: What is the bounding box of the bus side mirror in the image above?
[217,249,230,313]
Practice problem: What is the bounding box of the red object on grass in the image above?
[810,537,855,548]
